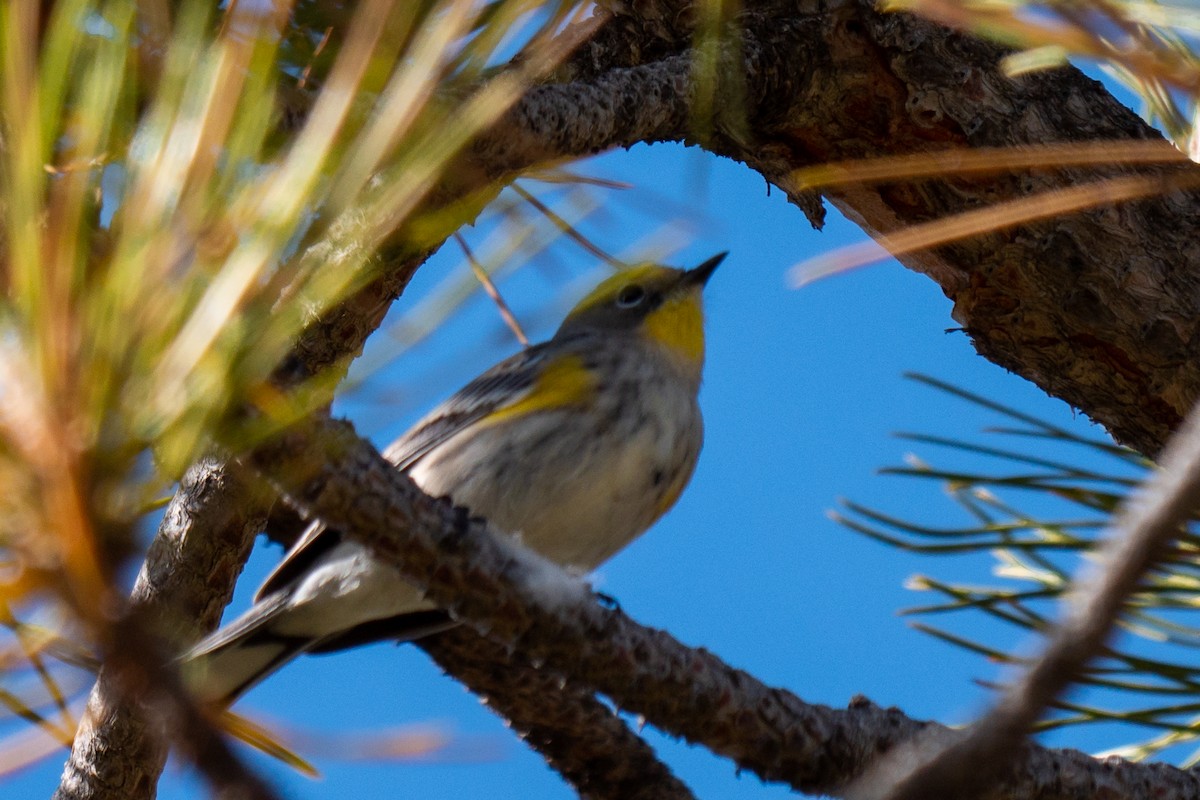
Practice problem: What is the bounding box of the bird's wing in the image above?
[254,342,565,602]
[182,590,309,703]
[380,342,555,470]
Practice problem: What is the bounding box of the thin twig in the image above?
[455,232,529,346]
[510,182,620,265]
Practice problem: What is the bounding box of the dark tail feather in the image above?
[187,633,313,705]
[186,602,460,704]
[184,594,312,706]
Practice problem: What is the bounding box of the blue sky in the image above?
[10,71,1165,800]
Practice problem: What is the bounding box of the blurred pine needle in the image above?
[0,0,589,777]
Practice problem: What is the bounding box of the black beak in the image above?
[682,251,727,288]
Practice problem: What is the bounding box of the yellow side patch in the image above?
[482,354,596,425]
[643,291,705,364]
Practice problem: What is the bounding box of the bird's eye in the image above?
[616,285,645,308]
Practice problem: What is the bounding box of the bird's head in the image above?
[557,253,726,377]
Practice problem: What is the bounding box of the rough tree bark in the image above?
[53,1,1200,799]
[767,4,1200,458]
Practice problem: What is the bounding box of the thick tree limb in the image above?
[756,1,1200,457]
[243,415,1200,799]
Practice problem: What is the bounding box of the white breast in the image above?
[411,355,703,572]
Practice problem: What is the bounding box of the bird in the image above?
[186,252,726,704]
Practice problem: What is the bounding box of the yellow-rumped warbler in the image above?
[188,253,726,703]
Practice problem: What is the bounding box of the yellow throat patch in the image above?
[643,291,705,365]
